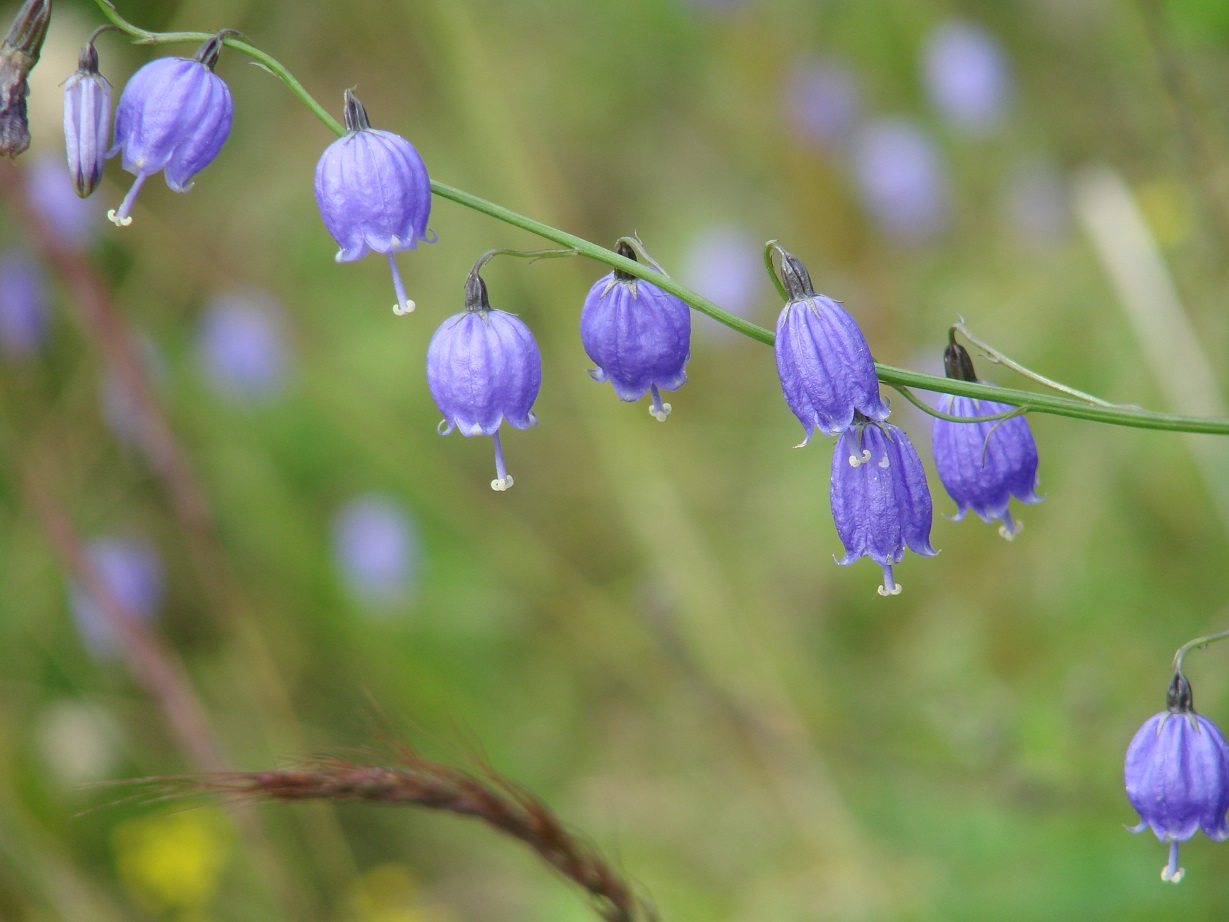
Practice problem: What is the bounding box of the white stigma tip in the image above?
[490,475,514,492]
[878,454,890,469]
[392,300,417,316]
[649,402,672,422]
[1161,866,1185,884]
[998,523,1019,541]
[107,209,132,227]
[877,583,903,597]
[849,449,872,468]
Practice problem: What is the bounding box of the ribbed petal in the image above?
[831,422,936,569]
[580,275,691,402]
[164,68,233,191]
[1125,711,1229,843]
[933,392,1040,524]
[776,295,888,442]
[109,57,231,191]
[426,310,541,437]
[314,128,431,263]
[63,69,110,197]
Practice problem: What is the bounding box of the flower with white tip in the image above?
[106,34,234,226]
[1125,672,1229,884]
[830,414,936,595]
[580,239,691,422]
[314,89,432,316]
[932,339,1040,538]
[426,268,540,491]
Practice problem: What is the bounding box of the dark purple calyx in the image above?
[612,239,637,282]
[1167,672,1195,714]
[465,269,492,315]
[778,249,817,301]
[943,335,978,383]
[342,87,371,132]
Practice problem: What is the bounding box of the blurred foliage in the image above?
[3,0,1229,920]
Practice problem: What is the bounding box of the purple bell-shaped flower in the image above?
[106,33,234,226]
[830,414,936,596]
[1125,672,1229,883]
[772,243,889,444]
[315,89,432,316]
[580,239,691,421]
[932,337,1040,538]
[426,266,541,491]
[63,37,110,198]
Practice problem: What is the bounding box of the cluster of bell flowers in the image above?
[62,30,1043,594]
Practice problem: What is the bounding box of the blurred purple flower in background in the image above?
[784,56,862,150]
[68,536,164,657]
[849,118,950,242]
[1000,161,1070,243]
[332,494,420,611]
[679,225,763,338]
[195,290,291,405]
[26,155,99,249]
[0,249,48,358]
[101,333,166,451]
[921,19,1012,134]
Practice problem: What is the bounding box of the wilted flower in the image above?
[931,338,1040,538]
[0,0,50,158]
[773,244,888,443]
[426,267,541,491]
[67,536,163,657]
[580,239,691,421]
[1125,672,1229,883]
[831,414,936,596]
[107,34,234,226]
[195,290,291,405]
[921,19,1011,134]
[849,118,950,242]
[0,249,47,358]
[331,494,419,610]
[63,39,110,198]
[315,89,432,316]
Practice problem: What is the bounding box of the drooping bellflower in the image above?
[580,240,691,421]
[63,39,110,198]
[931,338,1040,538]
[849,118,950,242]
[107,33,234,226]
[426,267,541,491]
[315,89,432,316]
[1125,672,1229,883]
[831,414,936,596]
[773,244,889,444]
[0,248,47,358]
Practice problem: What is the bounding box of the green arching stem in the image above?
[953,321,1117,408]
[1173,630,1229,675]
[891,385,1032,425]
[90,2,1229,438]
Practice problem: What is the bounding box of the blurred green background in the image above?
[4,0,1229,919]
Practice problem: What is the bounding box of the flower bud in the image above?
[63,42,110,198]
